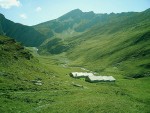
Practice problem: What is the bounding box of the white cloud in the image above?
[36,6,42,12]
[0,0,21,9]
[20,13,27,19]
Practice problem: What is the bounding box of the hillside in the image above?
[37,9,150,78]
[0,35,150,113]
[0,35,50,91]
[0,14,46,47]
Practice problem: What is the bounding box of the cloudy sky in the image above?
[0,0,149,26]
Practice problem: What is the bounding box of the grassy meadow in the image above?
[0,45,150,113]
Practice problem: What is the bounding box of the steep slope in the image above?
[66,9,150,78]
[0,14,46,47]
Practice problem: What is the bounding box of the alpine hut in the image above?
[85,76,116,82]
[70,72,94,78]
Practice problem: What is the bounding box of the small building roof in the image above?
[86,76,116,82]
[70,72,94,78]
[70,72,116,82]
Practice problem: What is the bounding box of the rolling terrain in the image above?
[0,8,150,113]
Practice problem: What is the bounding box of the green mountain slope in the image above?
[0,35,45,90]
[0,14,46,47]
[0,35,75,91]
[66,9,150,78]
[36,9,140,54]
[34,9,138,39]
[38,8,150,78]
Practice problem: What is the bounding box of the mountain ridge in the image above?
[33,9,141,38]
[0,14,46,47]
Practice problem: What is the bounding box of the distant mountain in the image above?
[34,9,138,38]
[33,9,96,36]
[36,9,138,54]
[0,14,46,47]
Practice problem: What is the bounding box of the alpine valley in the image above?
[0,8,150,113]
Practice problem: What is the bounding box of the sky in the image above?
[0,0,150,26]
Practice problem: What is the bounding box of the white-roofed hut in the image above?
[85,76,116,82]
[70,72,94,78]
